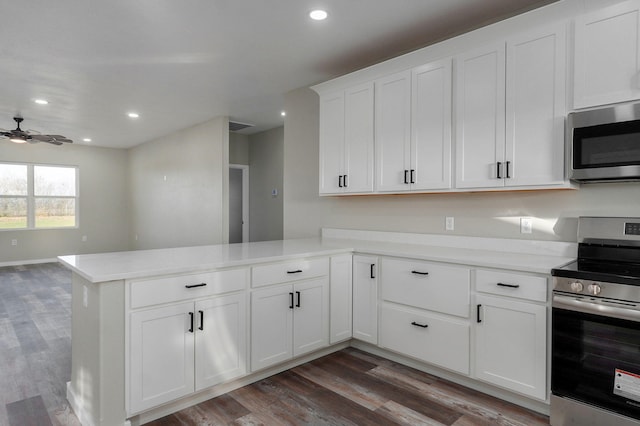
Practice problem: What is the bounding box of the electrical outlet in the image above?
[520,217,533,234]
[11,239,17,246]
[445,217,455,231]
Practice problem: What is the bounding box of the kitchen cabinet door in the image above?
[475,294,547,400]
[330,254,353,344]
[344,83,375,194]
[375,71,412,192]
[195,293,247,391]
[318,84,374,195]
[411,59,452,191]
[352,255,378,345]
[505,24,566,187]
[574,0,640,109]
[455,43,506,189]
[319,91,345,194]
[129,302,195,414]
[293,277,330,356]
[250,284,293,371]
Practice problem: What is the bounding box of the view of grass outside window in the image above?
[0,163,77,229]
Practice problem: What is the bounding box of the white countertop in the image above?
[59,231,576,283]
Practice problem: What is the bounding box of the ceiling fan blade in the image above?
[30,134,73,144]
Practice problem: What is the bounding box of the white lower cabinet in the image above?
[474,270,547,400]
[129,293,247,414]
[330,254,353,343]
[251,277,329,372]
[379,257,471,374]
[352,255,378,344]
[380,303,470,374]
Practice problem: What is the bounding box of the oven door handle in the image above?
[553,294,640,323]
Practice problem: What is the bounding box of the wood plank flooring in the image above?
[148,348,550,426]
[1,263,550,426]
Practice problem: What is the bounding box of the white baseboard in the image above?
[0,258,58,267]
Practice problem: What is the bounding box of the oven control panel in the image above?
[625,222,640,236]
[553,276,640,304]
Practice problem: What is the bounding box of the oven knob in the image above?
[588,283,602,295]
[570,281,584,292]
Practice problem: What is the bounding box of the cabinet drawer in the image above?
[381,258,470,317]
[476,270,547,302]
[251,257,329,288]
[130,268,248,309]
[379,303,469,375]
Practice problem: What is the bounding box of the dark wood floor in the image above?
[1,263,550,426]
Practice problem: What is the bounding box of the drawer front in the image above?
[251,257,329,288]
[130,268,248,309]
[379,303,469,375]
[381,258,470,317]
[476,269,547,302]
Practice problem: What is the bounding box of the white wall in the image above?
[0,142,130,263]
[249,126,284,242]
[129,116,229,249]
[283,0,640,243]
[229,132,249,165]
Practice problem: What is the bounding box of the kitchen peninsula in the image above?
[59,229,575,426]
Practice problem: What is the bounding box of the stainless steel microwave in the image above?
[568,102,640,182]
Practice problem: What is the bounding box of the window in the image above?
[0,163,78,230]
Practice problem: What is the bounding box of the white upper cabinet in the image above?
[455,44,506,189]
[411,59,452,190]
[456,24,566,189]
[505,24,567,187]
[319,83,374,195]
[375,71,412,192]
[574,0,640,109]
[375,61,452,193]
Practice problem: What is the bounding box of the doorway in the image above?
[229,164,249,243]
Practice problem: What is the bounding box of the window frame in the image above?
[0,162,79,231]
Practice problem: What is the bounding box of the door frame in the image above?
[229,164,249,243]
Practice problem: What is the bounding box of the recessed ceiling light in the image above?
[83,138,92,142]
[309,9,328,21]
[281,111,286,117]
[34,99,49,105]
[127,112,140,119]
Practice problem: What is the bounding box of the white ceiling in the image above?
[0,0,556,149]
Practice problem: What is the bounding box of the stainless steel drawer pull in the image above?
[496,282,520,289]
[411,270,429,276]
[411,321,429,328]
[287,270,303,274]
[185,283,207,289]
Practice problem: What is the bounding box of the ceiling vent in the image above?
[229,121,254,132]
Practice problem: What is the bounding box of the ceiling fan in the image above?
[0,116,73,145]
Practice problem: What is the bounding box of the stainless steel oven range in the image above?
[551,217,640,426]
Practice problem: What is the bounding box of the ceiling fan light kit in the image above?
[0,116,73,146]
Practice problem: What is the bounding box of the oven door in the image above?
[552,294,640,421]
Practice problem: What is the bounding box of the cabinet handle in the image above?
[185,283,207,289]
[410,169,415,184]
[477,304,482,323]
[411,321,429,328]
[404,169,409,184]
[338,175,343,188]
[505,161,511,179]
[343,175,348,188]
[287,269,302,274]
[289,292,294,309]
[497,162,503,179]
[296,291,301,308]
[411,270,429,276]
[497,282,520,289]
[198,310,204,331]
[188,312,194,333]
[370,264,376,279]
